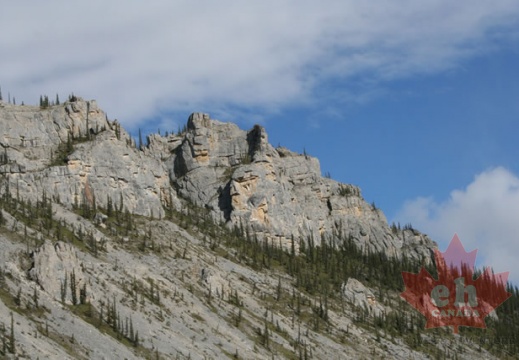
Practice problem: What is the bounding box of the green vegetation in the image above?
[39,95,51,109]
[50,127,106,167]
[0,182,104,257]
[337,184,360,197]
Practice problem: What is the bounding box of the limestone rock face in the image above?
[0,102,435,262]
[29,241,85,304]
[170,112,250,209]
[168,113,436,262]
[0,98,176,218]
[0,100,107,171]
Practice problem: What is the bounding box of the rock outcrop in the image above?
[0,99,176,219]
[342,278,385,317]
[167,113,436,262]
[29,241,86,304]
[0,100,435,262]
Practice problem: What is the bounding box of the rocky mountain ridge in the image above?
[0,97,512,359]
[1,97,435,262]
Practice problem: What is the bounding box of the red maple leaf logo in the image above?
[401,234,511,333]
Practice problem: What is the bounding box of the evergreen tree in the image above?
[118,193,124,213]
[276,277,282,301]
[60,274,68,304]
[134,330,139,347]
[106,195,113,217]
[33,287,39,308]
[115,123,121,140]
[70,270,78,305]
[14,288,21,306]
[263,317,269,348]
[80,283,87,305]
[9,313,14,354]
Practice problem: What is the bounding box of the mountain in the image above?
[0,97,517,359]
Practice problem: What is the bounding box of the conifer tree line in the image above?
[131,125,187,152]
[0,85,20,105]
[0,181,105,257]
[0,86,79,108]
[165,199,519,358]
[39,94,61,108]
[0,86,78,108]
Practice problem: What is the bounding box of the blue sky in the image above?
[266,47,519,218]
[1,1,519,281]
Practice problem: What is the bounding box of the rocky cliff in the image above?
[0,97,506,359]
[168,112,434,261]
[0,98,435,262]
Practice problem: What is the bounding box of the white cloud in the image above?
[1,1,519,127]
[395,167,519,284]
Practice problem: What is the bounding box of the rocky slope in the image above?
[0,97,510,359]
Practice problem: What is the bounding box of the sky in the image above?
[1,1,519,282]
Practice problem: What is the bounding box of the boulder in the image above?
[342,278,385,317]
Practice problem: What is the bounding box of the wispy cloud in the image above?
[395,167,519,284]
[1,1,518,126]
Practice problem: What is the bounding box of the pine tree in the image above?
[129,317,134,342]
[134,330,139,347]
[70,270,77,305]
[106,195,113,217]
[14,288,21,306]
[33,287,39,308]
[115,123,121,140]
[263,317,269,348]
[9,313,14,354]
[60,274,68,304]
[138,128,143,150]
[119,193,124,213]
[276,277,282,301]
